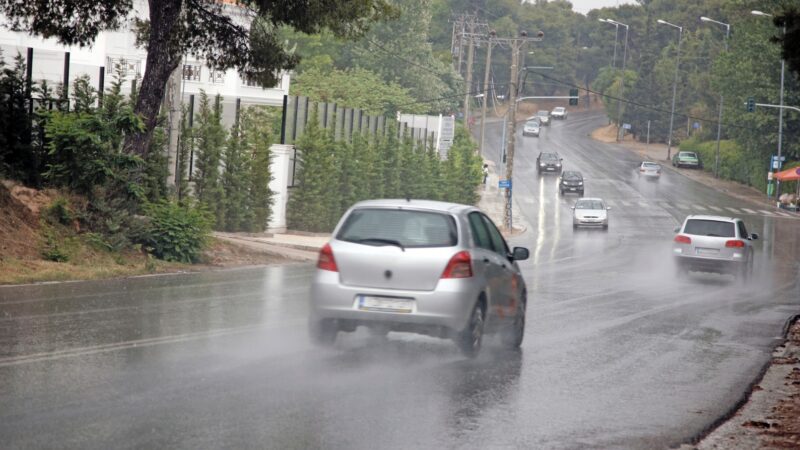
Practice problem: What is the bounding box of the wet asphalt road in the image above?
[1,113,799,449]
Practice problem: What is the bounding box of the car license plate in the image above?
[357,296,414,313]
[696,248,719,256]
[568,187,577,191]
[547,167,554,171]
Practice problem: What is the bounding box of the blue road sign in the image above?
[499,179,512,189]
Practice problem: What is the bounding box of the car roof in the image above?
[562,170,582,177]
[684,215,738,223]
[553,106,565,110]
[538,110,548,113]
[642,161,660,165]
[576,197,604,202]
[351,199,475,214]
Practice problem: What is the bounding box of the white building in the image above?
[0,0,294,231]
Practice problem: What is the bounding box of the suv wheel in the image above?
[501,298,526,348]
[458,303,485,358]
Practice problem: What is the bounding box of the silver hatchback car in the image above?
[309,199,530,357]
[673,215,758,280]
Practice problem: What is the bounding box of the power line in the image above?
[364,38,455,80]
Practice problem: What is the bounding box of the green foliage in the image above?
[175,106,192,202]
[141,200,213,263]
[0,51,34,183]
[244,106,276,232]
[287,106,340,232]
[44,197,73,226]
[192,92,226,228]
[291,67,424,115]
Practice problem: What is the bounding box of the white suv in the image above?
[673,215,758,280]
[551,106,568,120]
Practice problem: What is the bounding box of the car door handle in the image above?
[483,258,491,263]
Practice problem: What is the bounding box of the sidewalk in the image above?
[478,159,531,237]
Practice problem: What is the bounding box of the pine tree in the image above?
[222,116,251,231]
[0,51,33,183]
[193,91,226,228]
[245,106,274,232]
[175,106,191,202]
[287,105,339,232]
[379,122,402,198]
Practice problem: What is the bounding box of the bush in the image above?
[141,201,213,263]
[44,197,73,226]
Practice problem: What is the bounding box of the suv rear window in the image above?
[337,208,458,248]
[683,219,735,237]
[540,153,559,161]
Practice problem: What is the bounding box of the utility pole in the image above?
[500,31,543,232]
[479,30,496,156]
[463,20,476,126]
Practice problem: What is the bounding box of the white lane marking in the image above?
[759,210,775,216]
[692,204,707,210]
[619,200,632,207]
[725,207,741,214]
[0,324,269,367]
[774,210,794,217]
[637,201,649,207]
[741,208,757,214]
[708,205,723,212]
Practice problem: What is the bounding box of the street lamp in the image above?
[700,16,730,179]
[752,10,786,199]
[599,18,620,69]
[604,19,629,141]
[657,19,683,160]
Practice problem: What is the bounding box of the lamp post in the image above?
[752,10,786,199]
[657,19,683,160]
[700,16,730,179]
[604,19,629,140]
[599,19,620,69]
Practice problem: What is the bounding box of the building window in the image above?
[183,64,201,81]
[107,57,141,77]
[209,68,226,84]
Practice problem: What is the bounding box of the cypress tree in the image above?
[193,91,226,229]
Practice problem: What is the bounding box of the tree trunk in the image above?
[126,0,183,157]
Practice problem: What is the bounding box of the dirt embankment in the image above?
[0,180,297,285]
[0,180,51,260]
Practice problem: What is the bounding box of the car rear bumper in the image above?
[674,255,744,274]
[310,270,479,332]
[573,218,607,227]
[523,131,539,136]
[561,186,583,193]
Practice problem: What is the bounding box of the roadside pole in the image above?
[503,41,520,231]
[479,31,496,156]
[463,21,476,126]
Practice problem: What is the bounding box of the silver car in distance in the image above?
[673,215,758,280]
[309,199,530,358]
[572,198,610,230]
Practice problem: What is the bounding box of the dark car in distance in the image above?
[559,171,584,196]
[537,152,562,175]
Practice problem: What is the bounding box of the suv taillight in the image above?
[441,251,472,279]
[674,235,691,244]
[725,240,745,248]
[317,243,338,272]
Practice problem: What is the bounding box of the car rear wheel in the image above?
[309,319,338,346]
[738,255,754,283]
[501,298,526,349]
[458,303,485,358]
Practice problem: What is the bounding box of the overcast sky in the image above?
[569,0,637,15]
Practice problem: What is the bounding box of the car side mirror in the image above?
[606,207,611,210]
[511,247,529,261]
[750,233,759,240]
[673,226,681,233]
[570,206,575,210]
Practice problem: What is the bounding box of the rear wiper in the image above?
[706,233,721,237]
[356,238,406,252]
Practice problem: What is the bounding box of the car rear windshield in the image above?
[643,162,660,169]
[575,200,604,209]
[337,208,458,248]
[525,121,539,127]
[541,153,558,161]
[681,152,697,158]
[563,172,582,180]
[538,111,548,116]
[683,219,735,237]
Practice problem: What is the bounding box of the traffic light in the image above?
[569,88,579,106]
[746,97,755,113]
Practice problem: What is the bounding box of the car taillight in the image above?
[317,243,338,272]
[674,235,691,244]
[441,251,473,279]
[640,168,645,172]
[725,240,745,248]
